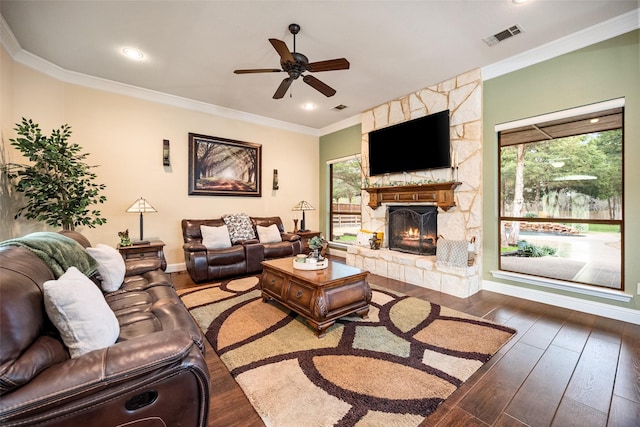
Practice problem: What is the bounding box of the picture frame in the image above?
[188,133,262,197]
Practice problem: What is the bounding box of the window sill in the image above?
[490,270,632,303]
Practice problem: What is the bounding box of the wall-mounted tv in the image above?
[368,109,450,177]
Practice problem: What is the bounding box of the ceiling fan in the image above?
[234,23,350,99]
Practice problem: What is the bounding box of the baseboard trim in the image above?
[483,279,640,325]
[166,262,186,273]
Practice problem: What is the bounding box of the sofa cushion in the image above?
[256,224,282,244]
[86,244,126,292]
[44,267,120,358]
[201,224,232,249]
[206,245,245,265]
[263,241,298,259]
[223,213,256,243]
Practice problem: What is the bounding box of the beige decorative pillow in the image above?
[256,224,282,244]
[44,267,120,358]
[86,243,126,292]
[201,224,232,249]
[355,230,374,247]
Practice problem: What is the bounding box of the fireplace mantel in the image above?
[363,182,461,211]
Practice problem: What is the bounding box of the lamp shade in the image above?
[126,198,157,213]
[291,200,315,211]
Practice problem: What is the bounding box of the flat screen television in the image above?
[368,109,450,177]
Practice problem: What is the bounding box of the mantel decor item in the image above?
[126,197,157,245]
[188,133,262,197]
[292,200,314,232]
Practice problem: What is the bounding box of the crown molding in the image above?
[482,8,639,81]
[319,114,362,136]
[0,16,319,137]
[2,9,638,135]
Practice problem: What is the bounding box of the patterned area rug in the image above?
[177,276,516,427]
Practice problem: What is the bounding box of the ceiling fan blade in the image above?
[234,68,283,74]
[269,38,294,64]
[307,58,350,72]
[273,77,293,99]
[303,75,337,97]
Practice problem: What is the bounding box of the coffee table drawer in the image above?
[285,279,314,316]
[261,270,286,297]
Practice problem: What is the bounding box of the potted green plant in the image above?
[308,236,327,260]
[4,118,107,230]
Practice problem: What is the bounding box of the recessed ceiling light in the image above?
[302,103,316,110]
[122,47,144,60]
[512,0,529,4]
[590,118,600,124]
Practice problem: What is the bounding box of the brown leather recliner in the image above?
[0,231,210,427]
[182,216,302,283]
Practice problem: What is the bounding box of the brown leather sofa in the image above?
[182,216,302,283]
[0,230,210,427]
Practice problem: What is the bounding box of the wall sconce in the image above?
[273,169,279,190]
[126,197,157,245]
[163,139,170,166]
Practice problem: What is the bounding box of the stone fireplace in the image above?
[346,69,483,298]
[388,205,437,256]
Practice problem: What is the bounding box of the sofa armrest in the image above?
[124,258,163,277]
[245,243,264,274]
[183,242,207,252]
[0,331,209,425]
[183,243,208,283]
[281,233,301,242]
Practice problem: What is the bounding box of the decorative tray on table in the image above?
[293,257,329,270]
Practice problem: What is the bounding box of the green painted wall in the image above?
[319,124,362,241]
[483,30,640,309]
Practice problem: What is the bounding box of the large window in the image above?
[498,101,624,290]
[329,156,362,245]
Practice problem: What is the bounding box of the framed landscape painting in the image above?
[188,133,262,197]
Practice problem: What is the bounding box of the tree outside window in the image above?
[499,105,623,290]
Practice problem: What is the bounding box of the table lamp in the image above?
[292,200,314,232]
[126,197,157,245]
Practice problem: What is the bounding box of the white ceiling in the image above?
[1,1,638,133]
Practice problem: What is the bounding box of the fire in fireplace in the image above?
[388,205,437,255]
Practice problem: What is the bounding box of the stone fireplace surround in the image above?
[346,69,483,298]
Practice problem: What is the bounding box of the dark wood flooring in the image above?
[171,258,640,427]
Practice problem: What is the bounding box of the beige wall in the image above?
[1,46,319,268]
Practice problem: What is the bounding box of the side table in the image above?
[117,240,167,271]
[295,231,321,254]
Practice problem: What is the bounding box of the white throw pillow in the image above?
[86,244,126,292]
[44,267,120,358]
[201,224,232,249]
[256,224,282,244]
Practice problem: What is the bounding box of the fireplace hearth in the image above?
[388,205,437,256]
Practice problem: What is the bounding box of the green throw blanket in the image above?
[0,232,98,279]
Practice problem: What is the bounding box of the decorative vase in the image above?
[293,219,299,233]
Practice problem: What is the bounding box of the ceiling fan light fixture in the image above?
[234,23,349,100]
[302,103,316,110]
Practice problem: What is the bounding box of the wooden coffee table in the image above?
[260,257,371,337]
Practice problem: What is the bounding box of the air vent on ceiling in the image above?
[333,104,348,111]
[483,24,524,47]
